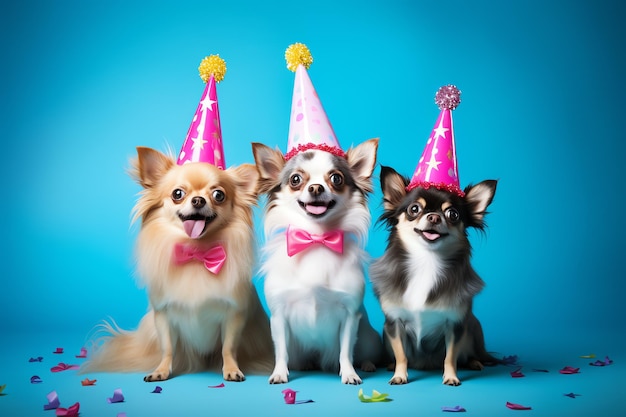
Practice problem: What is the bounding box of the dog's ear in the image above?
[132,147,174,189]
[464,179,497,228]
[251,143,285,193]
[346,138,379,193]
[380,166,408,211]
[230,163,259,203]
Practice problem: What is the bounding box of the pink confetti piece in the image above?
[208,382,225,388]
[52,348,64,354]
[81,378,96,386]
[151,386,162,393]
[55,402,79,417]
[506,401,532,410]
[510,367,525,378]
[29,356,43,362]
[564,392,581,399]
[501,355,519,365]
[442,405,466,412]
[282,388,314,404]
[559,366,580,374]
[590,356,613,366]
[51,363,80,372]
[31,375,43,384]
[107,388,125,403]
[75,347,87,358]
[44,391,60,410]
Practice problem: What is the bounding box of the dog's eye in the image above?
[329,173,344,187]
[290,174,302,188]
[172,189,186,202]
[212,189,225,203]
[445,208,460,223]
[407,203,422,219]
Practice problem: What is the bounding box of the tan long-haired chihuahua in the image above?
[82,147,273,382]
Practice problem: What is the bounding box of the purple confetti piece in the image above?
[506,401,532,410]
[501,355,519,365]
[107,388,125,403]
[559,366,580,374]
[564,393,581,398]
[29,356,43,363]
[510,367,525,378]
[117,413,127,417]
[31,375,43,384]
[590,356,613,366]
[43,390,60,410]
[151,386,162,393]
[442,405,466,412]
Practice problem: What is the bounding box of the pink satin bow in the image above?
[286,225,344,257]
[173,243,226,274]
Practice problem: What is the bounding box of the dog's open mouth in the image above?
[415,228,448,242]
[179,213,217,239]
[298,200,336,217]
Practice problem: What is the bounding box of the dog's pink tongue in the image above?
[306,204,328,215]
[422,231,441,241]
[183,219,206,239]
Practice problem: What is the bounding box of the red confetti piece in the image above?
[506,401,532,410]
[52,348,64,354]
[559,366,580,374]
[81,378,96,386]
[510,367,525,378]
[56,402,79,417]
[51,363,80,372]
[208,382,225,388]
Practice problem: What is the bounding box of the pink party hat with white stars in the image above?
[177,55,227,168]
[283,43,345,160]
[407,85,464,197]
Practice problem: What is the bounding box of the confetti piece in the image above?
[107,388,125,403]
[564,393,581,399]
[51,363,80,372]
[55,402,79,417]
[81,378,96,386]
[590,356,613,366]
[501,355,519,365]
[117,413,127,417]
[559,366,580,374]
[31,375,43,384]
[358,388,391,403]
[75,347,87,358]
[281,388,314,405]
[442,405,466,412]
[506,401,532,410]
[29,356,43,362]
[44,391,61,410]
[510,367,525,378]
[52,348,64,354]
[208,382,225,388]
[580,354,595,359]
[151,386,162,393]
[0,384,6,395]
[531,369,549,373]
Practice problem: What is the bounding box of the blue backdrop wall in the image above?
[2,0,625,356]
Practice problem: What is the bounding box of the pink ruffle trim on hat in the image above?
[406,181,465,198]
[284,143,346,161]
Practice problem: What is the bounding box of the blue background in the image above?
[1,1,624,416]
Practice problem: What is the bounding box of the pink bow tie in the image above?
[173,243,226,274]
[286,225,344,257]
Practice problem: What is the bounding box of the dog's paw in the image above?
[359,360,377,373]
[144,370,170,382]
[268,372,288,384]
[388,373,408,385]
[442,374,461,386]
[223,368,246,382]
[341,372,363,385]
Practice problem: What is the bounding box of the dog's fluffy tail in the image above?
[81,312,160,374]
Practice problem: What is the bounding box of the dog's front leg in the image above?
[385,318,408,384]
[339,312,362,384]
[442,325,462,386]
[144,309,174,382]
[268,313,290,384]
[222,309,246,382]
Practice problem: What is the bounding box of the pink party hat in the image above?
[177,55,227,168]
[284,43,345,160]
[407,85,464,197]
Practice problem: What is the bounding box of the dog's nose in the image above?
[427,213,441,224]
[191,196,206,208]
[308,184,324,196]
